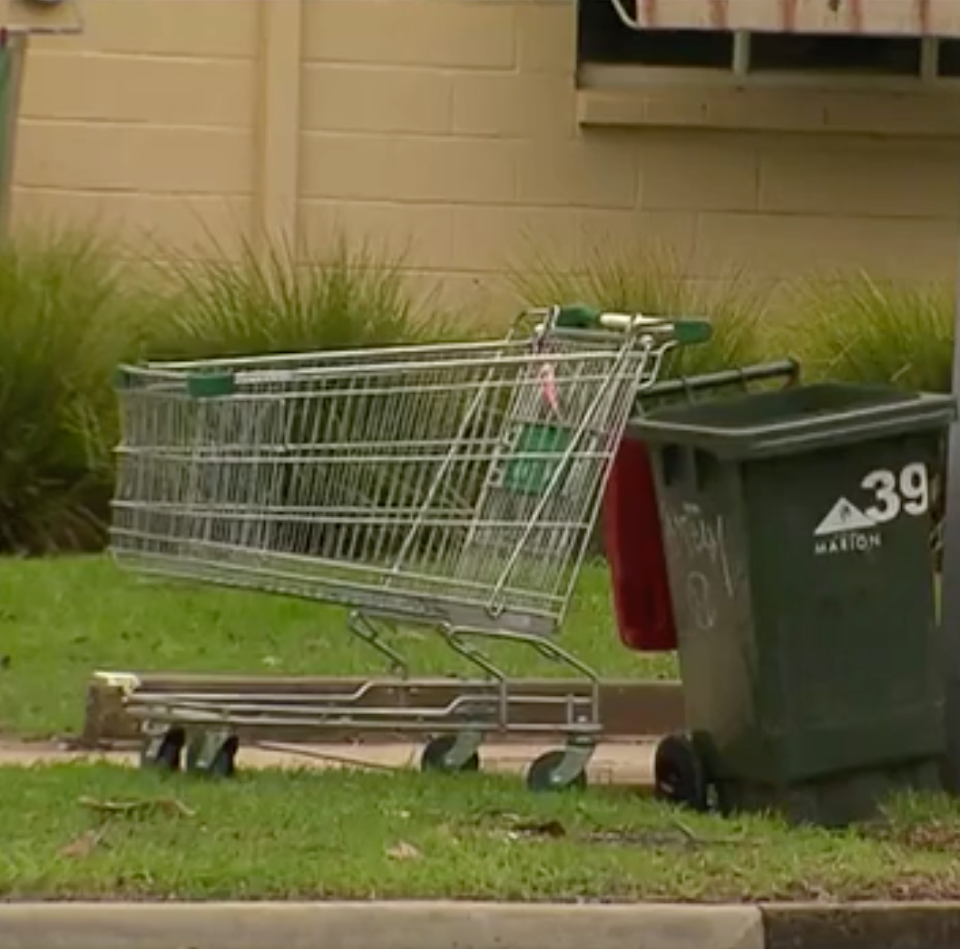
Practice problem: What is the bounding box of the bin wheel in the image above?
[420,735,481,774]
[185,732,239,779]
[140,727,186,773]
[653,734,708,812]
[712,780,736,817]
[526,749,588,793]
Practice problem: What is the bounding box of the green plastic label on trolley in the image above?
[187,372,237,399]
[503,423,572,495]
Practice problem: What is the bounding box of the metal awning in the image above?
[619,0,960,37]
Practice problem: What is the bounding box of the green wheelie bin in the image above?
[631,382,956,827]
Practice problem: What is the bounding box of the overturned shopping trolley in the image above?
[107,305,710,790]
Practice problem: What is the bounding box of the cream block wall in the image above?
[12,0,259,256]
[10,0,960,315]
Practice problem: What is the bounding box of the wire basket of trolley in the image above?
[106,304,711,791]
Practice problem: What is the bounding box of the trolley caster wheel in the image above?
[185,731,239,779]
[420,735,481,774]
[653,734,708,812]
[140,727,186,773]
[526,749,588,793]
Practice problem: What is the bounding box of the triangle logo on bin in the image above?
[813,497,877,537]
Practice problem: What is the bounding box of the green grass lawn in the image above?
[1,761,959,902]
[6,557,960,904]
[0,556,678,739]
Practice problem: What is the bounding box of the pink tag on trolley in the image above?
[539,362,561,416]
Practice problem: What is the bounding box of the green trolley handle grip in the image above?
[113,366,238,398]
[553,304,712,345]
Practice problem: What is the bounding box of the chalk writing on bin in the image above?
[661,504,738,631]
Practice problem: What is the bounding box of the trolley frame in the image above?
[108,305,710,787]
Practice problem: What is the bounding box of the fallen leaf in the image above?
[60,830,104,859]
[386,840,421,861]
[78,796,196,819]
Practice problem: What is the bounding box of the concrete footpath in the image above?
[0,739,657,784]
[5,900,960,949]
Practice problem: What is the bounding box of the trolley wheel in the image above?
[140,727,186,773]
[208,739,239,779]
[185,731,239,779]
[420,735,481,774]
[653,734,708,812]
[526,749,588,793]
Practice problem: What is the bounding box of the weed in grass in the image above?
[865,791,960,852]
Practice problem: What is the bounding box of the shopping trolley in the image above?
[106,304,710,791]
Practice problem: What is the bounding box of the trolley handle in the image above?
[545,304,713,346]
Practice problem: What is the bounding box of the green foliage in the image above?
[145,233,451,361]
[508,240,774,378]
[0,229,448,553]
[0,228,150,553]
[790,271,954,393]
[2,225,958,557]
[788,271,955,562]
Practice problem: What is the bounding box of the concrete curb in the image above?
[6,900,960,949]
[762,901,960,949]
[0,901,762,949]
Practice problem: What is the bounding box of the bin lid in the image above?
[630,383,957,460]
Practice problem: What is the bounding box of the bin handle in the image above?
[638,359,800,403]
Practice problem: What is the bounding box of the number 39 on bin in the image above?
[861,463,929,525]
